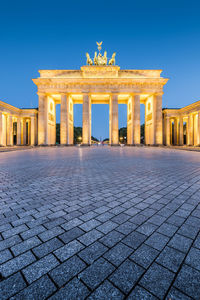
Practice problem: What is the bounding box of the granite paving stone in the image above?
[49,255,86,287]
[167,287,193,300]
[0,248,13,264]
[156,246,185,272]
[79,257,115,290]
[145,232,169,251]
[32,237,64,258]
[127,285,158,299]
[58,227,85,244]
[140,262,175,299]
[0,272,26,300]
[0,250,36,277]
[100,230,124,247]
[130,243,159,269]
[49,277,90,300]
[78,241,108,264]
[109,259,145,294]
[11,236,41,256]
[168,233,193,253]
[87,280,124,299]
[185,247,200,271]
[22,254,59,284]
[10,275,56,300]
[1,147,200,299]
[103,242,133,266]
[54,240,84,261]
[174,264,200,299]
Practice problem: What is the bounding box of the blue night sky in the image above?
[0,0,200,139]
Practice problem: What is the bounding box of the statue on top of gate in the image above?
[86,42,116,66]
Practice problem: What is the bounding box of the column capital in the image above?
[37,92,46,97]
[154,92,164,96]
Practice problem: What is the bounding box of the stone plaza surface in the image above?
[0,147,200,300]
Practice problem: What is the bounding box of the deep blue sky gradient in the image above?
[0,0,200,139]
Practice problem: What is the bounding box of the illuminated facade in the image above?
[0,48,199,147]
[0,100,37,146]
[163,101,200,146]
[31,66,168,146]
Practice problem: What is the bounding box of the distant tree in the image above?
[56,124,98,144]
[119,127,127,144]
[56,124,60,144]
[118,124,145,144]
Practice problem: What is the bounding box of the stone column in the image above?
[38,93,46,145]
[174,118,178,145]
[82,94,91,145]
[0,112,3,146]
[109,94,119,145]
[17,117,22,145]
[155,94,163,145]
[23,119,27,145]
[197,112,200,146]
[60,93,67,145]
[166,117,170,145]
[188,114,194,146]
[133,95,140,145]
[31,117,35,145]
[7,115,13,146]
[179,116,183,145]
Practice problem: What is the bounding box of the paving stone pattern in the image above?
[0,146,200,299]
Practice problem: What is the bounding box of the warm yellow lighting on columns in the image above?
[38,92,46,145]
[179,116,183,146]
[23,119,27,145]
[197,112,200,146]
[60,93,67,145]
[7,115,13,146]
[155,94,163,145]
[68,97,74,145]
[166,117,170,145]
[188,114,194,146]
[133,95,140,145]
[82,93,91,145]
[0,112,3,146]
[17,117,22,145]
[109,94,119,145]
[31,117,35,146]
[174,118,178,145]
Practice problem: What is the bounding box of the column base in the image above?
[127,143,142,146]
[81,143,91,147]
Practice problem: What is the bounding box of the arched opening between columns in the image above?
[118,104,127,144]
[74,104,82,144]
[140,104,145,144]
[91,104,109,144]
[56,104,60,144]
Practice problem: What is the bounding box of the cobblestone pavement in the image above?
[0,146,200,300]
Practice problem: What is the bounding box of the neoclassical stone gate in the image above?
[33,64,168,146]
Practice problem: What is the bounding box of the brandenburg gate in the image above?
[32,42,168,146]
